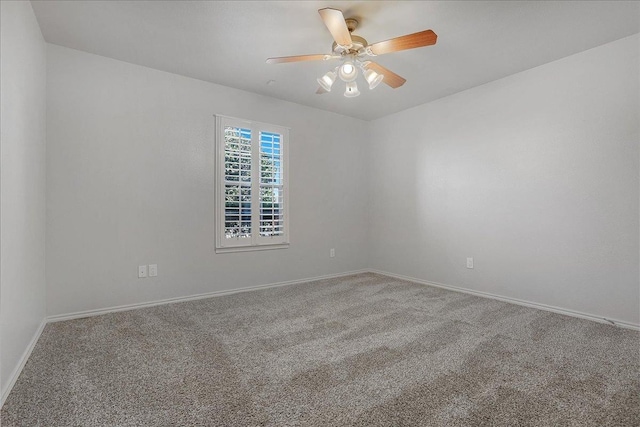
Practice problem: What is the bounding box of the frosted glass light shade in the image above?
[344,81,360,97]
[338,60,358,82]
[317,70,337,92]
[364,69,384,89]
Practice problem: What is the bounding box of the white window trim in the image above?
[215,115,290,253]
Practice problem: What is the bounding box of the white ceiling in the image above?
[31,1,639,121]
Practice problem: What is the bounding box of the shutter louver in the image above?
[224,126,252,240]
[259,131,285,238]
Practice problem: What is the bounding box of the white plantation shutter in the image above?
[223,125,252,244]
[257,129,286,245]
[215,116,289,252]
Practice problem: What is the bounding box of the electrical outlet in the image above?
[466,257,474,269]
[330,248,335,258]
[138,265,148,278]
[149,264,158,277]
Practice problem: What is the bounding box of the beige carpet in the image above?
[2,273,638,426]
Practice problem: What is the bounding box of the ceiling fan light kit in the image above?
[266,8,437,98]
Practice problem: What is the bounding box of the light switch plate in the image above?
[138,265,148,278]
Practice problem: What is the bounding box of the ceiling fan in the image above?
[266,8,437,98]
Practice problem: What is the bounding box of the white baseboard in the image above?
[1,319,47,408]
[47,269,369,323]
[369,269,640,331]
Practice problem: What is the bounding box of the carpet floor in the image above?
[2,273,638,426]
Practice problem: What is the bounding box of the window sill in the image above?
[215,243,289,254]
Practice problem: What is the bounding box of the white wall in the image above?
[369,35,640,325]
[0,1,48,399]
[46,44,369,316]
[33,25,640,326]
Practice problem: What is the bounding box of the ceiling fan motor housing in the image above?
[345,18,358,33]
[332,35,368,55]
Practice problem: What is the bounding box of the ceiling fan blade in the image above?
[368,29,437,56]
[266,54,328,64]
[318,8,353,47]
[316,87,328,95]
[364,61,406,88]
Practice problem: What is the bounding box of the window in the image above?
[215,115,289,252]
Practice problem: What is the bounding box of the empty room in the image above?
[1,0,638,425]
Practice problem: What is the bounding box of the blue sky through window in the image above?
[260,132,281,154]
[260,132,282,183]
